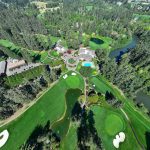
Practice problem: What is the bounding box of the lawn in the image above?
[89,36,112,50]
[82,33,112,51]
[0,39,14,48]
[50,50,59,57]
[90,75,150,149]
[91,106,140,150]
[0,39,22,57]
[0,72,84,150]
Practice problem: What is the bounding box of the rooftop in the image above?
[7,59,26,70]
[0,61,6,75]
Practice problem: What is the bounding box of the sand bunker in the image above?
[0,130,9,148]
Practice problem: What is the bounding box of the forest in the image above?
[0,0,150,149]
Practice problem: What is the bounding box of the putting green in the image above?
[105,114,124,136]
[66,76,80,88]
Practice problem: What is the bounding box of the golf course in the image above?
[0,70,150,150]
[0,72,150,150]
[0,72,84,150]
[90,76,150,149]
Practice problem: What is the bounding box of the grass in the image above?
[0,72,84,150]
[82,33,112,51]
[90,75,150,149]
[105,114,124,136]
[91,106,140,150]
[61,122,78,150]
[52,89,82,138]
[50,50,59,57]
[90,76,113,94]
[68,58,76,64]
[133,14,150,22]
[86,5,93,11]
[65,76,80,88]
[0,39,14,48]
[5,66,45,87]
[46,59,64,67]
[89,36,112,50]
[111,36,133,51]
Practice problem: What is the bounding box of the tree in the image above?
[79,66,93,77]
[20,121,60,150]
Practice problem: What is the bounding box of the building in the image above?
[7,59,26,71]
[54,40,67,53]
[78,48,95,61]
[0,61,7,76]
[6,58,40,76]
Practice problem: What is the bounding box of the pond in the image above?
[136,92,150,111]
[109,37,137,61]
[90,37,104,45]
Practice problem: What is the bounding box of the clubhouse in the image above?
[0,61,7,76]
[54,40,67,53]
[0,58,40,77]
[78,47,96,61]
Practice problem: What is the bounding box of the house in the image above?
[54,40,67,53]
[54,45,66,53]
[6,58,40,76]
[0,61,7,76]
[78,48,95,61]
[7,59,26,71]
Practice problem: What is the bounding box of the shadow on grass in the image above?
[146,132,150,150]
[20,121,60,150]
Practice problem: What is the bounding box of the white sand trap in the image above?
[71,72,76,76]
[0,130,9,148]
[113,139,119,149]
[63,74,68,79]
[119,132,125,142]
[113,132,126,148]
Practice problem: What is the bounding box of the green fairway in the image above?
[105,114,124,136]
[90,76,150,149]
[61,123,78,150]
[0,72,84,150]
[90,76,113,94]
[66,76,80,88]
[52,89,82,139]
